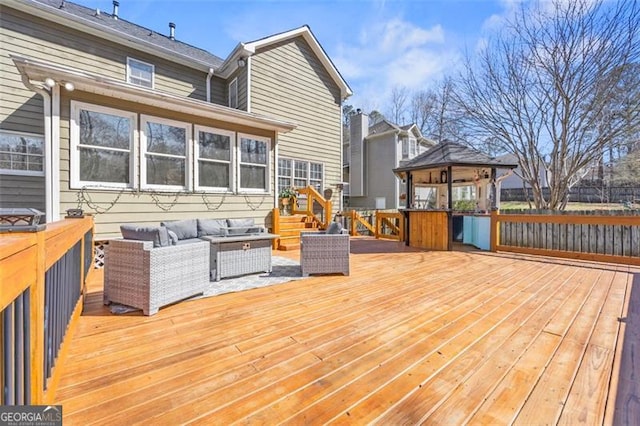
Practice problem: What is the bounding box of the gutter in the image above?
[205,67,214,103]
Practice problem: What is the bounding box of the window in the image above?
[238,134,269,191]
[0,130,44,175]
[409,138,417,157]
[195,126,234,191]
[127,58,154,88]
[228,78,238,109]
[401,137,409,159]
[278,158,324,192]
[71,102,136,188]
[141,115,191,190]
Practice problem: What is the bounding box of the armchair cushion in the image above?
[326,221,343,234]
[197,218,227,237]
[167,230,179,245]
[120,224,171,248]
[161,219,198,240]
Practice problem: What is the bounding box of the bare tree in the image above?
[456,0,640,209]
[387,86,409,125]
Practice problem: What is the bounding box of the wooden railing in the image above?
[340,210,404,241]
[490,210,640,266]
[291,186,332,230]
[0,216,94,404]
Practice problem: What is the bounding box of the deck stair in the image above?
[275,214,319,250]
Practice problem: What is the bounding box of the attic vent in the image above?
[169,22,176,40]
[112,1,119,20]
[59,1,65,8]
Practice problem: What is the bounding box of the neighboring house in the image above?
[0,0,351,239]
[344,110,436,209]
[497,153,549,190]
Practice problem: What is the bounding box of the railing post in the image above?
[31,229,45,403]
[350,210,356,236]
[272,208,280,250]
[375,211,380,239]
[490,209,500,252]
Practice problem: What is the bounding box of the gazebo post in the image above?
[404,172,412,246]
[447,165,453,250]
[490,167,497,210]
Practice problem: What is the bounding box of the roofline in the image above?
[5,0,217,72]
[394,161,519,173]
[12,55,296,133]
[220,26,352,100]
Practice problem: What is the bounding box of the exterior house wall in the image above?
[0,175,46,212]
[59,91,277,239]
[348,133,399,209]
[250,37,343,210]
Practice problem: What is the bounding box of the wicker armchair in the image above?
[104,239,210,315]
[300,231,350,277]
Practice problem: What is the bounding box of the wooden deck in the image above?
[54,238,639,425]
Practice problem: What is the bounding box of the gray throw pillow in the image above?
[120,224,171,247]
[197,218,228,237]
[161,219,198,240]
[167,230,179,245]
[226,218,255,235]
[326,221,343,234]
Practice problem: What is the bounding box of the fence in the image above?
[0,216,94,404]
[340,209,404,241]
[490,210,640,266]
[501,186,640,203]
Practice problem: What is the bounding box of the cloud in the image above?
[334,17,458,109]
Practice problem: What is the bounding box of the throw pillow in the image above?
[226,218,255,235]
[197,218,228,237]
[161,219,198,240]
[120,225,171,247]
[326,221,343,234]
[167,230,179,245]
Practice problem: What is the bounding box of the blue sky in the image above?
[79,0,514,109]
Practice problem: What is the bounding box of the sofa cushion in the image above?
[161,219,198,240]
[197,218,227,237]
[226,218,255,235]
[326,221,343,234]
[120,225,171,247]
[175,237,205,246]
[167,230,179,245]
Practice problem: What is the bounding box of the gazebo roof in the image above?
[394,141,519,173]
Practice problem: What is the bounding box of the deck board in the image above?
[52,239,638,425]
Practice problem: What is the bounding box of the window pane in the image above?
[146,155,185,186]
[128,59,153,87]
[310,162,323,180]
[199,131,230,161]
[0,132,44,172]
[80,148,129,183]
[79,110,131,149]
[199,160,229,188]
[240,138,267,164]
[278,158,292,176]
[240,165,266,189]
[146,122,186,156]
[294,161,307,179]
[28,156,43,171]
[278,177,291,194]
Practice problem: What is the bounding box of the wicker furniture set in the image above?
[300,222,351,277]
[104,218,277,315]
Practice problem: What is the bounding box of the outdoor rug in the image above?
[109,256,304,314]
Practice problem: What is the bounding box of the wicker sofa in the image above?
[300,222,350,277]
[104,218,276,315]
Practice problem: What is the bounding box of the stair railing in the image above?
[291,186,332,230]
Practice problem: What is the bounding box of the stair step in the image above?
[278,242,300,251]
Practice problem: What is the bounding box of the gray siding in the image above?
[348,134,399,209]
[0,174,46,214]
[58,91,278,240]
[250,37,343,211]
[0,5,213,134]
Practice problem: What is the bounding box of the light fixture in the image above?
[44,77,56,88]
[237,57,246,68]
[63,81,75,92]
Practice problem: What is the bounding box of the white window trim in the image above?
[140,115,192,191]
[0,129,45,177]
[70,101,137,189]
[237,133,270,193]
[194,125,235,192]
[228,78,238,109]
[126,57,155,89]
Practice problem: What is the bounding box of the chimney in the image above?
[112,1,119,19]
[169,22,176,40]
[349,109,369,197]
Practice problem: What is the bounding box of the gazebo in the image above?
[393,141,518,251]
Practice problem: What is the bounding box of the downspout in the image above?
[19,75,56,222]
[205,67,214,103]
[246,56,252,112]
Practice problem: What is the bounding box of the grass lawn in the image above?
[500,201,639,211]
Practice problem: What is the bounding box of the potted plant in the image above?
[279,187,297,214]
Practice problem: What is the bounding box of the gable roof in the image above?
[217,26,352,99]
[8,0,223,71]
[394,141,519,172]
[366,119,434,145]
